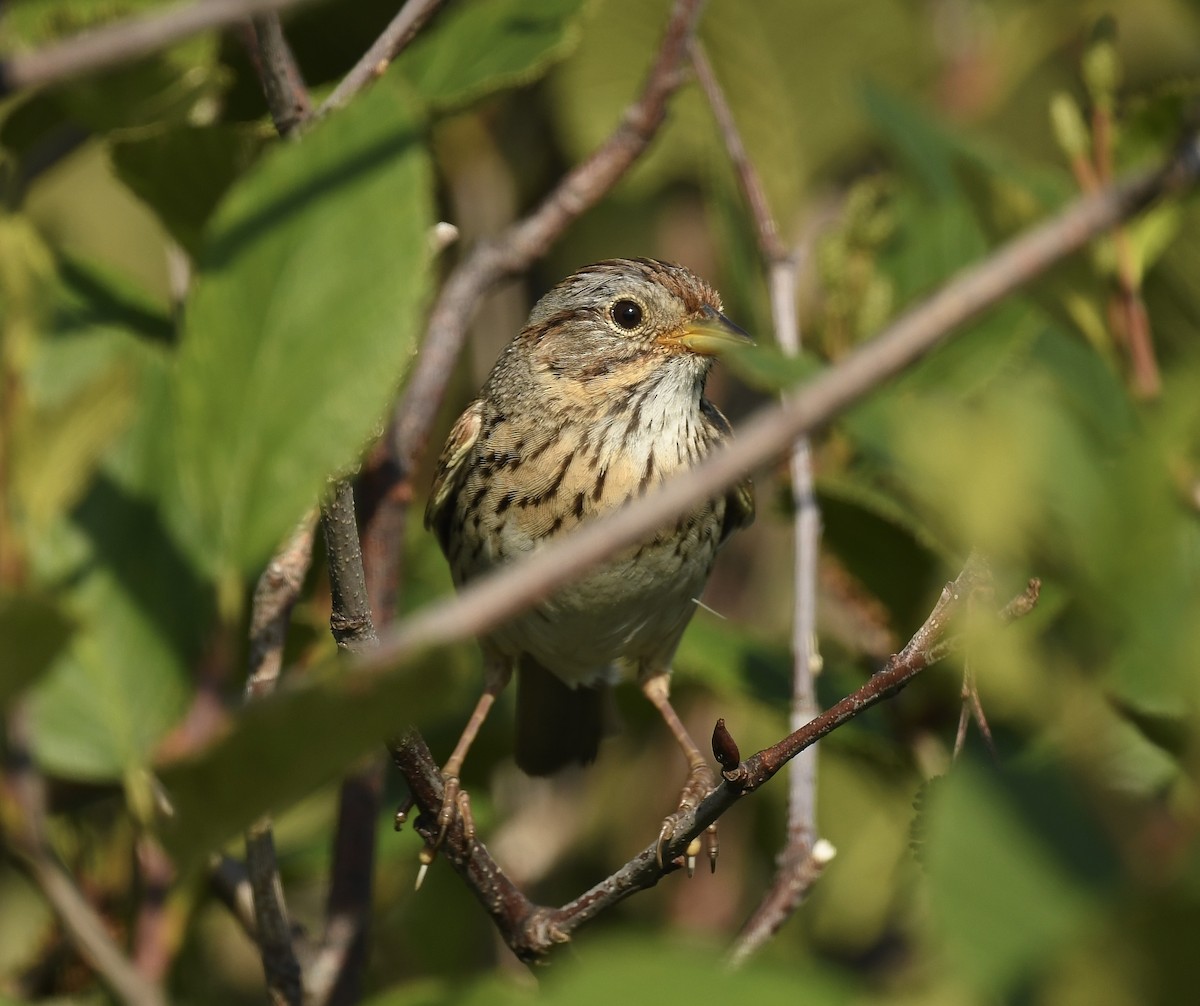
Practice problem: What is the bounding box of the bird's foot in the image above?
[656,761,718,877]
[415,772,474,890]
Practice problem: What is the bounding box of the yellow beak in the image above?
[662,304,754,356]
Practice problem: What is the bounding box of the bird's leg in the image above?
[417,659,511,889]
[640,672,718,877]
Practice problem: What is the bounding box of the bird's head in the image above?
[516,258,752,389]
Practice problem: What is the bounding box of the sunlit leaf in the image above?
[26,333,204,781]
[174,74,434,578]
[398,0,587,112]
[12,363,135,537]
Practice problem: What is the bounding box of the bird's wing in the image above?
[722,474,756,543]
[700,399,755,544]
[424,400,484,542]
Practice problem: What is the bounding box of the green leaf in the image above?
[27,549,194,780]
[397,0,587,112]
[1,0,222,131]
[542,936,851,1006]
[0,595,73,709]
[12,363,136,538]
[27,331,207,781]
[723,343,822,392]
[174,74,434,578]
[860,81,961,197]
[675,611,789,703]
[156,647,466,874]
[817,478,946,631]
[110,124,267,259]
[923,763,1102,992]
[364,935,851,1006]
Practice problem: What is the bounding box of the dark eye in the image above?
[610,299,643,330]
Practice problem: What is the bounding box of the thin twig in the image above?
[1066,113,1160,398]
[131,836,175,984]
[307,481,381,1006]
[248,13,312,137]
[397,556,1036,958]
[236,21,316,999]
[242,514,316,1006]
[690,39,825,962]
[0,0,323,97]
[210,854,260,943]
[246,513,318,700]
[5,710,167,1006]
[320,481,380,653]
[318,0,447,116]
[240,7,385,995]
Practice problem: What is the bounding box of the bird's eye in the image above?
[610,299,644,330]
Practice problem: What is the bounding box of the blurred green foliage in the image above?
[2,0,1200,1003]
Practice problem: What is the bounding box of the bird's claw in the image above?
[656,763,718,876]
[416,773,475,890]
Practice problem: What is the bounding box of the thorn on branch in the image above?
[711,718,743,780]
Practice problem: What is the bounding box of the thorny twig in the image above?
[394,556,1037,960]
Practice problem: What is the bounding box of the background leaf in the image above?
[0,594,73,709]
[397,0,587,112]
[110,124,267,259]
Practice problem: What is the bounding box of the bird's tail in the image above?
[514,656,614,776]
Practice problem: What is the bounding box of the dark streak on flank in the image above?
[638,449,656,495]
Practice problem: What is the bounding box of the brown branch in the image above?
[321,481,380,653]
[239,3,391,993]
[394,556,1034,959]
[389,733,556,962]
[317,0,447,117]
[131,836,175,984]
[726,839,836,970]
[305,481,382,1006]
[241,514,316,1006]
[0,0,323,97]
[247,13,312,137]
[210,854,260,943]
[690,39,825,963]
